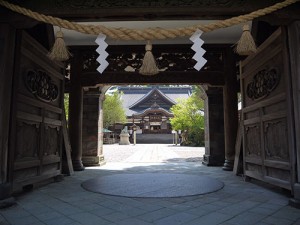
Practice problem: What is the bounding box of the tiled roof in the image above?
[134,107,174,117]
[119,86,192,116]
[128,88,176,109]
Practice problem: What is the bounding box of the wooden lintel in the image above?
[80,71,224,86]
[8,1,299,21]
[0,8,38,29]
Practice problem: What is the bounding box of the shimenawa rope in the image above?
[0,0,298,41]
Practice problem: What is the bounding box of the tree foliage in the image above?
[64,93,69,121]
[103,91,127,129]
[170,86,205,146]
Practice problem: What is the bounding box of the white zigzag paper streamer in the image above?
[95,34,109,74]
[190,29,207,71]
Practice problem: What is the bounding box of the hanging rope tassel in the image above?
[139,41,159,76]
[48,28,71,61]
[235,24,257,56]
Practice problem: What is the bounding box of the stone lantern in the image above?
[119,127,130,145]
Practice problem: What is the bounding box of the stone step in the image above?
[136,134,174,144]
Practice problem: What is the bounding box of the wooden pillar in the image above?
[222,47,238,171]
[288,21,300,208]
[69,51,84,171]
[81,87,105,166]
[0,24,16,200]
[97,92,105,163]
[202,86,225,166]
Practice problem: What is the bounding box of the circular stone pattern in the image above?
[81,173,224,198]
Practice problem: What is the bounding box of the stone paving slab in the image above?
[1,144,300,225]
[82,173,224,197]
[123,145,180,162]
[103,144,204,163]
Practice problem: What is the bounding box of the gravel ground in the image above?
[172,150,203,162]
[103,144,138,162]
[103,144,204,162]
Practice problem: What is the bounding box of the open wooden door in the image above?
[9,31,65,192]
[240,28,295,190]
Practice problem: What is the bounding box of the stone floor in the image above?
[1,144,300,225]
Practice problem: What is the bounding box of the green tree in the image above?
[64,93,69,121]
[170,87,205,146]
[103,91,127,129]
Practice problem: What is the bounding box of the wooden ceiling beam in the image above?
[80,71,224,87]
[6,0,298,22]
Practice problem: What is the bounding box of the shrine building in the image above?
[116,86,192,134]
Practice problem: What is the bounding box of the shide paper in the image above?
[190,29,207,71]
[95,34,109,74]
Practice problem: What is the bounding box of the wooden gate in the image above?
[9,31,64,191]
[240,28,295,190]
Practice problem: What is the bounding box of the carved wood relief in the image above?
[245,124,261,158]
[247,68,280,101]
[24,69,59,102]
[44,125,60,156]
[264,119,289,161]
[15,121,40,160]
[80,47,224,73]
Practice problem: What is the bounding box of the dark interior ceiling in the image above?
[9,0,290,21]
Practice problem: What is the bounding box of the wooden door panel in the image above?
[241,28,293,190]
[11,31,64,191]
[263,118,289,162]
[244,123,261,161]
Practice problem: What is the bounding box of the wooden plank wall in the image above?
[0,24,16,196]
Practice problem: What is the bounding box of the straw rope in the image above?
[0,0,298,41]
